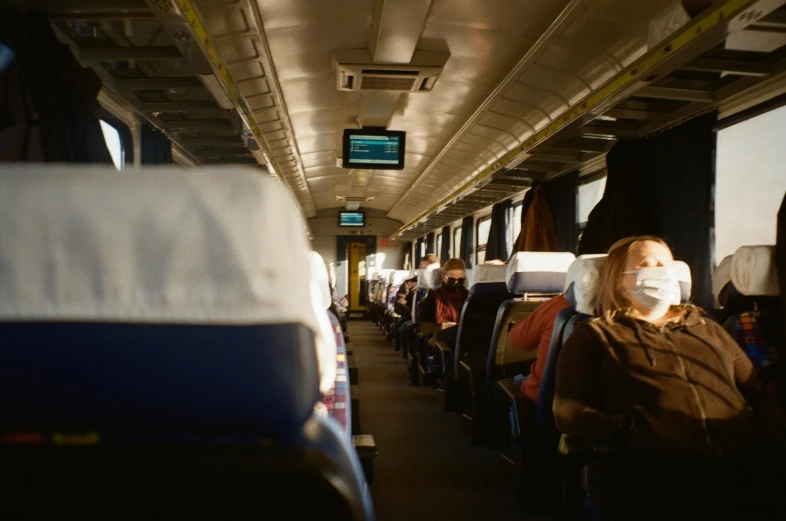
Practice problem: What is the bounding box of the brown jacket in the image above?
[553,308,786,462]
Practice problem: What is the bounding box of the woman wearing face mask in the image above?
[417,257,469,333]
[553,236,786,521]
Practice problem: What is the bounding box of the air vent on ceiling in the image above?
[337,63,443,93]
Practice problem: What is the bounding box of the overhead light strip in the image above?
[392,0,764,238]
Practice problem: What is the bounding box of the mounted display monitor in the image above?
[342,128,406,170]
[339,211,365,227]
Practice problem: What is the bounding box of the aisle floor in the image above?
[350,320,547,521]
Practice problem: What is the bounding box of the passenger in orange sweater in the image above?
[507,293,571,403]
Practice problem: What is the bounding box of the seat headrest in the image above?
[469,264,507,286]
[468,281,510,298]
[417,267,442,289]
[307,251,338,393]
[506,252,576,294]
[712,255,733,306]
[0,165,338,394]
[0,165,318,330]
[730,245,779,297]
[671,260,692,303]
[377,269,393,282]
[389,270,412,286]
[309,252,331,311]
[564,255,607,315]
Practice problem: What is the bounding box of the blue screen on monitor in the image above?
[339,211,365,227]
[342,129,405,170]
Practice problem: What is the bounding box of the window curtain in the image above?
[426,232,436,255]
[459,215,474,269]
[777,193,786,329]
[511,183,558,255]
[415,237,424,267]
[440,226,451,263]
[141,123,172,164]
[486,200,511,262]
[544,171,578,253]
[578,112,716,308]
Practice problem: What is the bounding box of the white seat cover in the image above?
[712,255,733,306]
[731,245,780,296]
[469,264,507,286]
[0,165,334,391]
[506,252,575,293]
[564,254,607,315]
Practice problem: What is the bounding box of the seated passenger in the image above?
[396,254,440,318]
[553,236,786,521]
[396,254,440,352]
[508,293,571,404]
[417,257,469,348]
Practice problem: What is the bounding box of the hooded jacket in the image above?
[553,307,786,462]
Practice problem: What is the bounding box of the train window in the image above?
[420,240,426,257]
[507,202,523,255]
[100,120,124,170]
[452,227,462,258]
[715,104,786,261]
[476,215,491,265]
[436,234,442,257]
[577,174,607,226]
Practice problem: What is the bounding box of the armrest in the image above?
[495,378,524,404]
[435,340,454,378]
[416,322,442,335]
[557,434,615,456]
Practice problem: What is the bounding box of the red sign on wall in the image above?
[381,239,389,247]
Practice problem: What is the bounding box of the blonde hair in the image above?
[442,258,466,273]
[596,235,688,322]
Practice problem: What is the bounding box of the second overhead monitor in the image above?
[342,128,405,170]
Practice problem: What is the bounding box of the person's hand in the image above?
[441,322,456,330]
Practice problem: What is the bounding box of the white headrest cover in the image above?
[564,255,607,315]
[308,251,338,393]
[377,269,393,282]
[731,245,779,296]
[506,252,576,293]
[389,270,412,286]
[0,165,336,393]
[469,264,508,286]
[418,268,443,290]
[712,255,733,306]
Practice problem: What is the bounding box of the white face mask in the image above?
[623,266,681,316]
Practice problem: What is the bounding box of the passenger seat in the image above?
[0,165,374,521]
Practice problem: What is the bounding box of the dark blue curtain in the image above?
[459,215,474,268]
[141,123,172,164]
[777,193,786,330]
[545,171,578,253]
[440,226,451,264]
[415,237,424,267]
[486,200,511,262]
[578,112,716,308]
[426,232,436,255]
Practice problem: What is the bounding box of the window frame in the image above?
[475,214,491,265]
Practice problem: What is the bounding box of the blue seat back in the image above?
[453,282,516,374]
[0,165,374,520]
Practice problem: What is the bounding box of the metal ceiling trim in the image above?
[386,0,590,219]
[392,0,769,238]
[172,0,317,216]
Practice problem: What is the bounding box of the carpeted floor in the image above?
[349,320,548,521]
